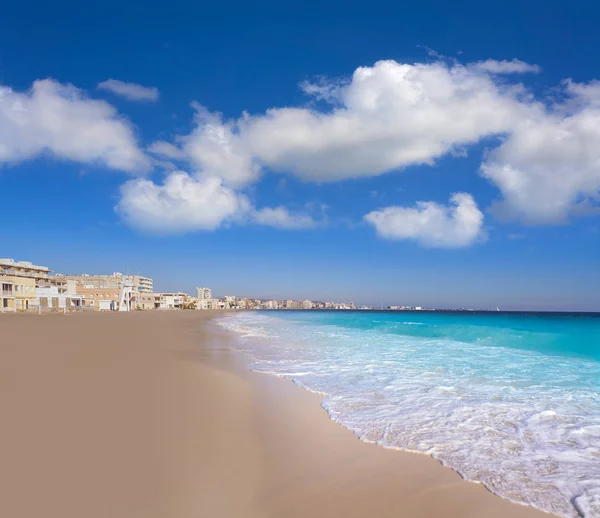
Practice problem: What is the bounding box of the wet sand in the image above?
[0,311,552,518]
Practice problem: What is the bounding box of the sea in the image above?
[217,310,600,518]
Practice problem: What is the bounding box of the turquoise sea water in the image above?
[219,310,600,518]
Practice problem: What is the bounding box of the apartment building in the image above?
[158,292,188,310]
[132,275,153,293]
[55,272,153,291]
[138,293,161,310]
[35,286,84,310]
[0,258,51,311]
[75,285,120,311]
[198,298,219,310]
[54,272,153,310]
[197,287,212,300]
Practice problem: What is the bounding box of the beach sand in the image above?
[0,311,552,518]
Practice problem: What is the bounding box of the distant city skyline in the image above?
[1,1,599,312]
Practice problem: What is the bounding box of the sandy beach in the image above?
[0,311,552,518]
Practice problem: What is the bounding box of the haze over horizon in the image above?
[1,0,599,311]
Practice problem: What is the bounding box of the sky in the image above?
[1,0,599,311]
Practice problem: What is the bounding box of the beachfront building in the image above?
[55,272,153,292]
[0,258,52,311]
[35,286,84,310]
[158,292,187,310]
[1,278,14,311]
[54,272,153,310]
[196,287,215,310]
[130,275,153,293]
[138,293,161,310]
[199,298,222,310]
[75,285,120,311]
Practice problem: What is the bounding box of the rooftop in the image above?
[0,258,50,272]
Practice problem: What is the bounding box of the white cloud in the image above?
[470,59,541,74]
[0,79,150,172]
[147,140,186,159]
[117,171,250,233]
[239,60,529,182]
[97,79,159,101]
[182,104,259,187]
[117,171,317,233]
[8,58,591,239]
[253,206,316,229]
[364,193,485,248]
[481,80,600,224]
[158,59,559,204]
[299,76,347,102]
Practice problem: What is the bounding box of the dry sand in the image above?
[0,311,552,518]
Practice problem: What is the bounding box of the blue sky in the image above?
[1,0,599,311]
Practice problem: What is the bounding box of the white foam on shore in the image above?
[217,312,600,518]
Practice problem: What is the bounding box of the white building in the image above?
[197,287,212,300]
[301,300,313,310]
[35,286,84,309]
[158,293,186,310]
[198,298,218,310]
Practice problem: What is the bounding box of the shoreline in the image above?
[1,311,556,518]
[209,313,557,518]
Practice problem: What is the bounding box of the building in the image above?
[138,293,161,310]
[0,258,52,311]
[55,272,153,291]
[1,278,14,311]
[54,272,153,310]
[125,275,153,293]
[75,285,120,311]
[197,287,212,300]
[35,286,84,310]
[301,300,313,310]
[158,292,188,310]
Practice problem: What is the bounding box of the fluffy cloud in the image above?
[117,171,317,232]
[181,104,259,187]
[481,80,600,224]
[117,172,250,232]
[0,79,150,172]
[97,79,159,101]
[470,59,541,74]
[239,60,529,182]
[364,193,485,248]
[253,206,316,229]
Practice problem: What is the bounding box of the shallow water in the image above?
[218,310,600,518]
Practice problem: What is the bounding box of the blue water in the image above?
[219,310,600,518]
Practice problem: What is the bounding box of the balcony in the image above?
[2,291,14,297]
[0,267,49,280]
